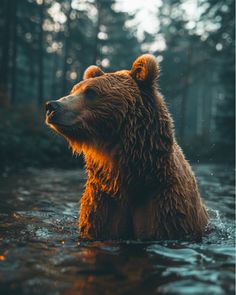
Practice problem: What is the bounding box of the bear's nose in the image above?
[45,101,60,113]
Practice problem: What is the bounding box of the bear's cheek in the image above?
[51,110,78,127]
[68,108,95,131]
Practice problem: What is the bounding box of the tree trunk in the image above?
[61,0,73,95]
[51,52,59,99]
[179,46,193,143]
[38,0,45,106]
[0,0,12,104]
[11,0,18,104]
[92,0,102,65]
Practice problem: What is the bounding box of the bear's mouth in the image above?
[46,110,59,125]
[45,111,84,144]
[46,110,54,122]
[45,110,73,128]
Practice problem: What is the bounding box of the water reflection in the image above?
[0,165,235,295]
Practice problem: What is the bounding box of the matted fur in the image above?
[46,54,208,241]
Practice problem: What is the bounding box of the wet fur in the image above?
[48,55,208,240]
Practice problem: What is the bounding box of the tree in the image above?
[61,0,73,95]
[156,0,203,143]
[10,0,18,104]
[203,0,235,158]
[88,0,141,71]
[38,0,45,106]
[0,0,142,105]
[0,0,12,105]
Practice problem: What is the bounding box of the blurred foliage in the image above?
[209,0,235,158]
[155,0,235,162]
[0,0,234,169]
[0,105,82,170]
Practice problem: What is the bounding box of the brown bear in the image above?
[45,54,208,241]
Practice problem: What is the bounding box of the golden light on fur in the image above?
[45,54,208,241]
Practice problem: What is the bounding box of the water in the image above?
[0,164,235,295]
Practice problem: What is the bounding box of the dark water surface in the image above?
[0,164,235,295]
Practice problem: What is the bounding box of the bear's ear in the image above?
[130,54,159,84]
[83,66,104,80]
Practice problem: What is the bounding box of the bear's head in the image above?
[45,54,172,156]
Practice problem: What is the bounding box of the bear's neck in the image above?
[83,89,175,198]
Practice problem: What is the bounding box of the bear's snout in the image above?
[45,100,61,114]
[45,100,64,126]
[45,99,78,129]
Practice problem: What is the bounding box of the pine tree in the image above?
[89,0,141,72]
[205,0,235,158]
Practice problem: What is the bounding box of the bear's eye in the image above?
[84,88,97,99]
